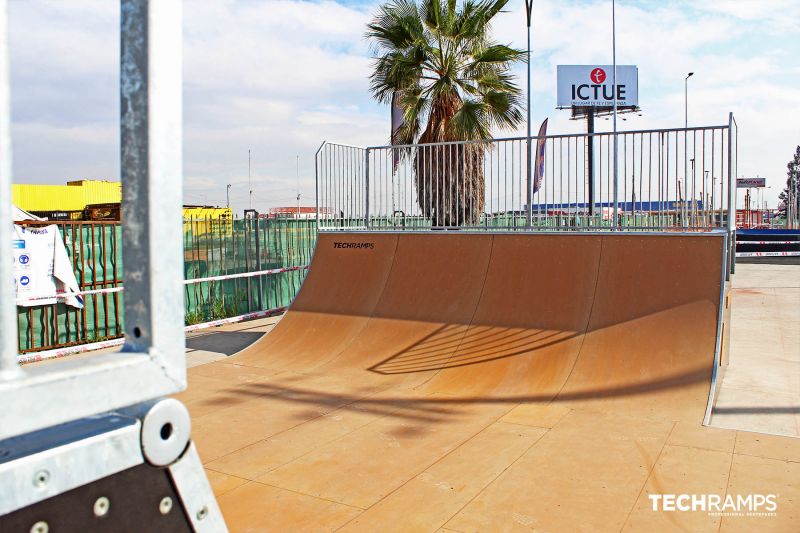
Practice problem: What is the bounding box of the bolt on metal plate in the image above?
[93,496,110,517]
[33,471,49,488]
[159,496,173,515]
[30,521,48,533]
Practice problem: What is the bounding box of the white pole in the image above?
[525,0,533,227]
[684,72,693,226]
[612,0,618,227]
[248,148,252,210]
[0,0,22,378]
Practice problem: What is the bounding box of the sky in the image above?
[6,0,799,214]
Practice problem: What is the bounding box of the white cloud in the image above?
[7,0,799,211]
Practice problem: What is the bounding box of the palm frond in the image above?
[367,0,524,226]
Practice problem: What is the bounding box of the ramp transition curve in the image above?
[177,232,795,531]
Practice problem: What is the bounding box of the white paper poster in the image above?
[13,225,84,309]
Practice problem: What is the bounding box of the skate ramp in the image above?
[236,231,723,407]
[178,231,800,533]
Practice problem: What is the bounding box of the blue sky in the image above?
[7,0,799,212]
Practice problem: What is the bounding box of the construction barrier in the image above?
[16,217,317,353]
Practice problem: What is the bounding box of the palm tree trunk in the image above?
[415,143,485,227]
[414,94,486,227]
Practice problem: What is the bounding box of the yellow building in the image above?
[13,180,232,223]
[13,180,121,214]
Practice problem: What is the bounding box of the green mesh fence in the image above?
[182,217,317,324]
[17,218,318,353]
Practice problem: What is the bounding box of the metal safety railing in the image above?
[315,115,738,234]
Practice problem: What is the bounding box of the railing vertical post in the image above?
[726,112,735,278]
[120,0,185,380]
[0,0,21,379]
[255,216,263,310]
[526,137,533,227]
[315,141,325,232]
[365,148,370,228]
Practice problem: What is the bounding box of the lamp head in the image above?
[687,72,694,78]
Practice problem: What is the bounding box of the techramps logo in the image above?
[333,241,374,249]
[649,493,778,517]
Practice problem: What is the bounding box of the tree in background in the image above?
[778,145,800,223]
[367,0,525,226]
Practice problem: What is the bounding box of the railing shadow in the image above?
[368,324,578,374]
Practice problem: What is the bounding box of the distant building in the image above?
[13,180,231,222]
[13,180,121,220]
[267,206,331,219]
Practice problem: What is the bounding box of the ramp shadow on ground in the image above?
[187,331,264,356]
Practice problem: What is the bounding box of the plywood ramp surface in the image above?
[178,232,800,532]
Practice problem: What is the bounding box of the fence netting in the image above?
[17,217,317,353]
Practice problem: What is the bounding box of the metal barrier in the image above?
[2,0,190,434]
[315,116,738,233]
[1,2,225,529]
[13,217,316,353]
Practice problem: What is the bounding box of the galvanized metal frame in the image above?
[169,444,226,532]
[0,0,187,441]
[703,229,729,426]
[727,112,737,276]
[0,0,19,383]
[0,414,144,515]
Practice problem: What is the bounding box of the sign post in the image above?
[556,65,639,221]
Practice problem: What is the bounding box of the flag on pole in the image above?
[533,118,548,194]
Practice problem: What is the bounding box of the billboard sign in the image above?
[557,65,638,107]
[737,178,766,188]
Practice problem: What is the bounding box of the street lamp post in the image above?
[226,184,231,208]
[684,72,693,226]
[685,72,693,130]
[525,0,533,227]
[612,0,618,228]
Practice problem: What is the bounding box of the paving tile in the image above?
[734,431,800,463]
[445,410,674,532]
[668,421,737,453]
[499,403,572,429]
[204,468,248,497]
[622,445,731,532]
[719,453,800,532]
[257,401,511,509]
[340,421,546,532]
[217,482,361,532]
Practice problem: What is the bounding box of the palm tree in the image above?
[367,0,525,226]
